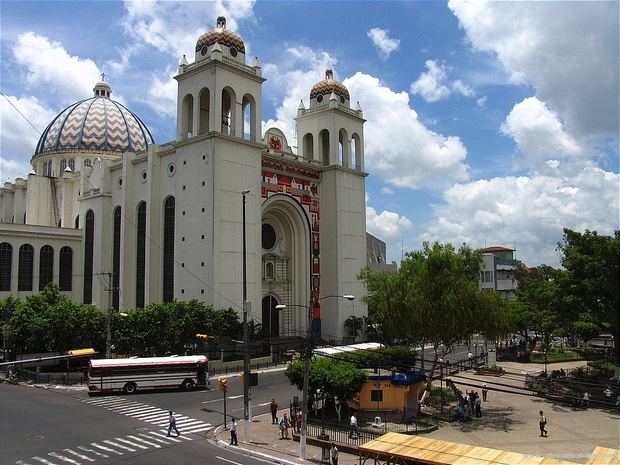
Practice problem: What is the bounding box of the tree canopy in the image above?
[360,242,510,372]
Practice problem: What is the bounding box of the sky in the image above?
[1,0,618,268]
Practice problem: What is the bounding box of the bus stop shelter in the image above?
[358,432,583,465]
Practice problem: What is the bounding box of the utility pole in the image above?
[98,271,114,359]
[241,190,251,443]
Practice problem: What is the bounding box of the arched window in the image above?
[319,129,330,165]
[39,245,54,290]
[338,129,349,167]
[60,159,67,173]
[136,201,147,308]
[0,242,12,291]
[303,133,314,160]
[163,196,175,302]
[112,206,122,310]
[59,246,72,291]
[182,94,194,139]
[242,94,256,141]
[221,87,236,136]
[265,261,274,280]
[68,159,75,171]
[351,133,361,170]
[84,159,92,167]
[18,244,34,291]
[83,209,94,304]
[199,88,210,135]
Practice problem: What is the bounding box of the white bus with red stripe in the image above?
[87,355,208,395]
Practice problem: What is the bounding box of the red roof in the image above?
[481,246,515,253]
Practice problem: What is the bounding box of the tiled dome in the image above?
[310,69,350,101]
[195,16,245,54]
[35,81,153,156]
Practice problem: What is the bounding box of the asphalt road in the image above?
[1,368,298,465]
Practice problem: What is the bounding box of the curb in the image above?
[216,439,303,465]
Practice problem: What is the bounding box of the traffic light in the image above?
[218,378,228,393]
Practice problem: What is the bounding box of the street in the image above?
[1,368,298,465]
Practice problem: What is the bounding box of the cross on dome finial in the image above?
[101,72,106,81]
[216,16,226,29]
[325,69,333,80]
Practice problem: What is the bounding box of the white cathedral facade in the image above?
[0,17,368,340]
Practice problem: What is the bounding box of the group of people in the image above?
[456,388,485,421]
[270,398,303,439]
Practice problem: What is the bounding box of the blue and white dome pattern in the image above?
[35,94,153,156]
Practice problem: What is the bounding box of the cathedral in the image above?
[0,17,368,340]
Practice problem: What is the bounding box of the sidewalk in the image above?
[214,410,359,465]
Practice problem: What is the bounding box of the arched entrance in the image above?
[261,194,312,338]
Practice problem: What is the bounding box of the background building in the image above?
[479,246,518,300]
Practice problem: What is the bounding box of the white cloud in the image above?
[452,79,473,97]
[381,186,395,195]
[121,0,256,59]
[410,60,474,102]
[345,72,469,189]
[501,97,582,163]
[138,68,178,118]
[366,27,400,59]
[366,202,413,261]
[448,0,619,138]
[0,95,57,179]
[476,96,487,107]
[262,46,336,144]
[410,60,450,102]
[13,32,101,103]
[419,165,619,267]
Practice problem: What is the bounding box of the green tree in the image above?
[558,229,620,366]
[515,265,565,342]
[285,357,366,405]
[361,242,510,386]
[344,315,364,340]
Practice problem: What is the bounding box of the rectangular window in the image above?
[370,390,383,402]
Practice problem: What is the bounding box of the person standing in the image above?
[474,394,482,418]
[270,399,278,424]
[539,410,548,437]
[331,442,339,465]
[167,411,180,437]
[230,418,238,445]
[279,413,290,439]
[349,413,358,438]
[482,383,488,401]
[583,392,591,408]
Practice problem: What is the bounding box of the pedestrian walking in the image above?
[331,442,339,465]
[279,413,290,439]
[166,411,180,437]
[270,398,278,424]
[295,408,302,433]
[538,410,548,437]
[474,394,482,418]
[230,417,238,445]
[482,383,488,401]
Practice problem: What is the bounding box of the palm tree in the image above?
[344,315,364,341]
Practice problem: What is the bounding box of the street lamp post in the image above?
[276,293,354,460]
[543,349,548,376]
[241,189,251,443]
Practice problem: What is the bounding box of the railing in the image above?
[299,103,362,117]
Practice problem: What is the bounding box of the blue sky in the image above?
[1,1,618,267]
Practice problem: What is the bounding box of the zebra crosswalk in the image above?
[14,431,191,465]
[82,396,213,436]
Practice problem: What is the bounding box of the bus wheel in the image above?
[181,379,194,391]
[124,382,137,394]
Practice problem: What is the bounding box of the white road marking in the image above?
[77,446,108,458]
[227,395,243,399]
[184,426,212,433]
[102,439,135,452]
[62,449,95,462]
[148,431,182,443]
[90,443,122,455]
[216,456,244,465]
[114,437,148,450]
[48,452,81,465]
[31,457,58,465]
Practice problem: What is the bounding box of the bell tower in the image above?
[296,69,368,339]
